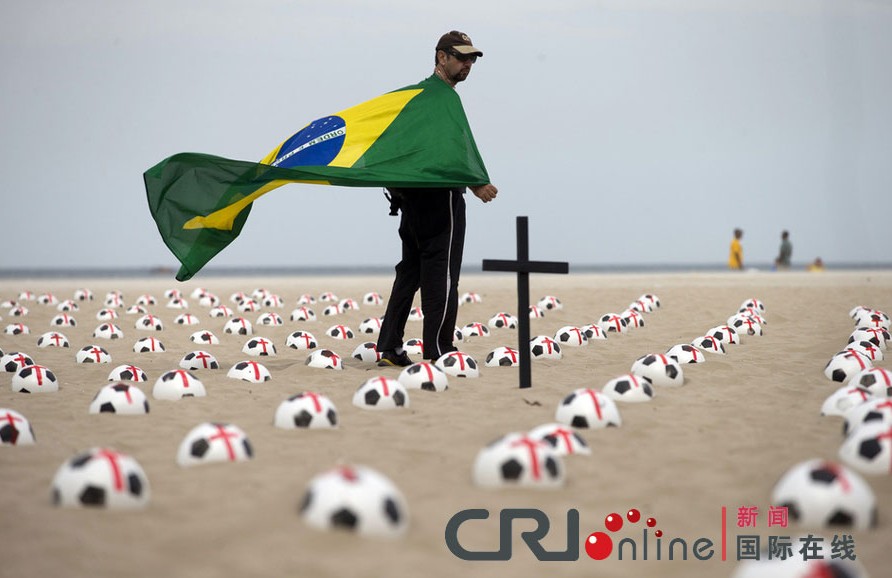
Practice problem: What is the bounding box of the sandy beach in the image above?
[1,270,890,578]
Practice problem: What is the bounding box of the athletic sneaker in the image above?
[377,350,413,367]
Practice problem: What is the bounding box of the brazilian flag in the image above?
[145,74,490,281]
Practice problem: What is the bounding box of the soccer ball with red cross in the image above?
[176,422,253,467]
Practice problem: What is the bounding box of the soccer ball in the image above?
[581,324,606,341]
[846,340,884,362]
[180,351,219,370]
[11,364,58,393]
[96,308,118,321]
[398,362,449,392]
[435,351,479,378]
[322,304,342,317]
[555,388,622,428]
[74,288,94,302]
[488,312,518,329]
[842,397,892,437]
[739,298,765,314]
[527,423,591,456]
[93,323,124,340]
[76,345,112,364]
[223,317,253,336]
[537,296,562,311]
[88,383,150,415]
[639,293,661,309]
[174,313,200,326]
[167,297,189,309]
[198,293,221,308]
[727,314,763,336]
[824,351,872,383]
[103,292,124,308]
[176,422,253,467]
[352,376,409,410]
[838,422,892,474]
[135,294,157,306]
[299,465,409,538]
[57,300,78,312]
[554,326,588,347]
[359,317,383,335]
[352,342,381,363]
[164,288,181,299]
[326,325,355,340]
[132,337,165,353]
[598,313,627,334]
[306,349,343,370]
[37,331,70,348]
[529,305,545,318]
[402,338,424,356]
[209,305,234,318]
[108,364,148,382]
[135,314,164,331]
[37,293,59,306]
[318,292,339,302]
[4,323,30,335]
[227,360,271,383]
[691,335,725,354]
[363,292,384,306]
[771,459,875,529]
[125,305,147,315]
[2,351,34,373]
[0,408,36,445]
[51,448,150,509]
[820,385,874,417]
[262,294,284,308]
[706,325,740,346]
[621,309,645,329]
[287,330,318,350]
[848,367,892,397]
[339,298,360,311]
[854,309,890,330]
[460,322,489,339]
[256,312,283,327]
[274,392,338,429]
[461,292,482,304]
[666,343,706,364]
[242,337,277,357]
[296,293,316,305]
[290,307,316,322]
[602,373,655,403]
[485,346,520,367]
[628,299,653,314]
[849,328,890,350]
[9,306,28,317]
[472,433,565,489]
[152,370,206,400]
[190,330,220,345]
[631,353,684,387]
[530,335,562,360]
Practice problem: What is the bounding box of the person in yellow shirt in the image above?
[728,228,744,270]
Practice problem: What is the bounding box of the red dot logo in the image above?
[604,512,623,532]
[626,508,640,523]
[584,532,613,560]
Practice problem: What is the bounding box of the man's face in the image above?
[440,49,476,84]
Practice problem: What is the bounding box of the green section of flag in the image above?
[144,75,490,281]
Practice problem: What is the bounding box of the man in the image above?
[775,230,792,269]
[376,31,498,367]
[728,228,744,270]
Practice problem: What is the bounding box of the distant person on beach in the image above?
[376,31,498,367]
[775,230,792,269]
[728,228,744,270]
[808,257,825,272]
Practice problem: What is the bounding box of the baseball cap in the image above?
[436,30,483,57]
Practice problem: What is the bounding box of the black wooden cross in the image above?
[482,216,569,388]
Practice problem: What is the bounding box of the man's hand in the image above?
[470,184,498,203]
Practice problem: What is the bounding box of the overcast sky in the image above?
[2,0,890,274]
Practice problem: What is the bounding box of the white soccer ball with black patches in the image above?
[37,331,70,348]
[849,328,890,350]
[621,309,645,329]
[666,343,706,364]
[9,306,28,317]
[167,297,189,310]
[299,465,409,538]
[273,392,338,429]
[537,296,562,311]
[461,292,482,304]
[96,308,118,321]
[209,305,234,318]
[691,335,725,354]
[352,342,380,363]
[0,408,36,445]
[639,293,661,309]
[846,340,884,363]
[339,298,360,312]
[602,373,655,403]
[771,459,875,530]
[226,360,271,383]
[485,346,520,367]
[597,313,627,334]
[173,313,200,326]
[839,422,892,475]
[135,314,164,331]
[363,292,384,306]
[76,345,111,364]
[306,349,343,370]
[296,293,316,305]
[89,383,150,415]
[727,314,763,337]
[322,304,342,317]
[132,337,165,353]
[51,448,150,509]
[631,353,684,387]
[103,292,124,308]
[359,317,383,335]
[125,305,146,315]
[11,365,58,393]
[93,323,124,340]
[398,362,448,392]
[108,364,148,383]
[435,351,479,378]
[554,326,588,347]
[57,299,78,312]
[488,312,518,330]
[256,312,283,327]
[74,288,94,302]
[135,294,156,307]
[820,385,874,417]
[37,293,59,306]
[739,298,765,314]
[223,317,253,336]
[262,294,284,309]
[190,330,220,345]
[824,350,872,383]
[527,423,591,456]
[180,351,219,370]
[402,338,424,356]
[198,293,221,308]
[5,323,30,335]
[2,351,33,373]
[848,367,892,398]
[529,305,545,318]
[318,292,338,303]
[529,335,562,360]
[152,369,206,400]
[290,307,316,322]
[706,325,740,346]
[242,336,277,357]
[472,432,565,489]
[352,376,409,410]
[326,325,355,340]
[555,388,622,428]
[460,322,489,339]
[581,324,606,341]
[842,397,892,437]
[176,422,253,467]
[286,330,318,350]
[854,309,890,331]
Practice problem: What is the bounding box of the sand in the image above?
[1,270,890,578]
